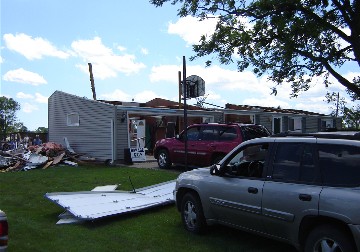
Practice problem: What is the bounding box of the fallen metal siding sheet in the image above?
[45,180,176,221]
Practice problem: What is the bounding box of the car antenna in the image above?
[128,176,136,193]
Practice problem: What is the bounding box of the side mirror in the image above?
[210,164,222,176]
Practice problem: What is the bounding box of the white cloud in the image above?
[117,46,127,52]
[149,64,181,83]
[168,16,218,46]
[149,63,267,93]
[99,89,165,103]
[16,92,34,99]
[35,93,48,103]
[22,102,39,113]
[243,96,290,109]
[294,102,331,115]
[72,37,146,79]
[141,48,149,55]
[3,33,70,60]
[3,68,47,86]
[99,89,132,101]
[134,90,166,102]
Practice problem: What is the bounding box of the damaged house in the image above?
[48,91,341,163]
[48,91,221,163]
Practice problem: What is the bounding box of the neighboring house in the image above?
[224,104,342,134]
[48,91,341,163]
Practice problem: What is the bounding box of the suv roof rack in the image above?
[271,131,360,141]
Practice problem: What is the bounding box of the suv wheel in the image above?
[181,192,206,234]
[157,149,171,169]
[304,225,355,252]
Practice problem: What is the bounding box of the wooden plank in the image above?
[42,161,53,169]
[52,153,65,165]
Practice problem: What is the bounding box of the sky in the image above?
[1,0,358,131]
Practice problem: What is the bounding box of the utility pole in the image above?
[88,63,96,100]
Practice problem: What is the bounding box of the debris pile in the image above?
[0,141,96,172]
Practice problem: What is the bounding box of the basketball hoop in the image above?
[182,75,205,98]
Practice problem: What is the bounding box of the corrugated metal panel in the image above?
[48,91,115,161]
[45,180,176,221]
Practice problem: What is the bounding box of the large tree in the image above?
[150,0,360,99]
[0,96,21,140]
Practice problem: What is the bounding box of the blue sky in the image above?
[1,0,358,131]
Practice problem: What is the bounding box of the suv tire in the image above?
[157,149,171,169]
[304,225,355,252]
[181,192,206,234]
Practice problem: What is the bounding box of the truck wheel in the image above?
[304,225,355,252]
[157,149,171,169]
[181,192,206,234]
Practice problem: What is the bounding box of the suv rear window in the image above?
[272,143,317,183]
[197,125,238,141]
[241,125,270,141]
[318,144,360,187]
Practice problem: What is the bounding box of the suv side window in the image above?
[186,126,201,141]
[225,143,269,178]
[219,126,237,141]
[272,143,317,183]
[201,126,219,141]
[318,144,360,187]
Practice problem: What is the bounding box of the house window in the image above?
[273,117,282,134]
[202,117,213,123]
[321,119,333,129]
[67,113,80,126]
[289,117,302,132]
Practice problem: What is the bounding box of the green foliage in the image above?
[150,0,360,99]
[35,127,48,133]
[0,166,295,252]
[326,92,360,128]
[0,96,21,140]
[343,105,360,129]
[8,122,28,133]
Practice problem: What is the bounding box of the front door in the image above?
[171,126,200,165]
[205,143,270,232]
[207,176,265,232]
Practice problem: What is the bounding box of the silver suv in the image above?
[174,132,360,252]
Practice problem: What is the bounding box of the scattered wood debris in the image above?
[0,140,98,172]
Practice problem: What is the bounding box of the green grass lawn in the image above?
[0,165,296,252]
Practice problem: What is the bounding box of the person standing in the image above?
[33,135,42,145]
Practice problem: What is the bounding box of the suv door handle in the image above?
[299,194,312,201]
[248,187,258,194]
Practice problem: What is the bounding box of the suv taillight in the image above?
[0,220,8,246]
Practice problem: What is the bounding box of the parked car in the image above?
[173,132,360,252]
[0,210,8,252]
[154,123,270,168]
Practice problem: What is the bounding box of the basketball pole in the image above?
[182,56,188,170]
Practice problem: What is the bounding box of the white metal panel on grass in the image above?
[45,180,176,222]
